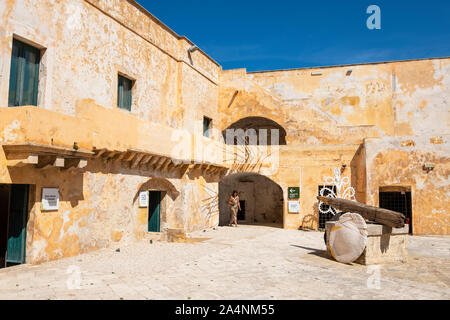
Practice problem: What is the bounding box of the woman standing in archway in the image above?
[228,190,241,227]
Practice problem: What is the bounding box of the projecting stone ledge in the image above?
[326,221,409,265]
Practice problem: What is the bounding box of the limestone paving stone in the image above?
[0,226,449,300]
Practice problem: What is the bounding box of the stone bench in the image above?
[325,221,409,265]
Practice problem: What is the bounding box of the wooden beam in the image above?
[131,153,145,168]
[202,164,211,175]
[116,152,126,161]
[161,159,172,172]
[140,155,153,166]
[3,143,94,159]
[154,158,168,171]
[148,156,160,167]
[105,151,118,160]
[174,164,189,176]
[210,167,219,174]
[168,163,180,174]
[317,196,405,228]
[125,152,137,162]
[112,152,126,164]
[182,164,191,175]
[95,149,107,158]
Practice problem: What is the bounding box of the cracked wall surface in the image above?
[219,59,449,234]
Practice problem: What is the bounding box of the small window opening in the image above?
[117,74,133,111]
[203,116,212,138]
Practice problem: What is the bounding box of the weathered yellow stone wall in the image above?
[0,101,224,264]
[218,59,449,233]
[245,59,450,138]
[0,0,220,134]
[0,155,220,264]
[365,136,449,235]
[0,0,449,267]
[0,0,224,264]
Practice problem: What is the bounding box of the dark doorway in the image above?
[218,173,283,227]
[148,191,161,232]
[238,200,246,221]
[0,184,29,268]
[379,191,413,234]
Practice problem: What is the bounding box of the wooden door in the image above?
[0,184,11,268]
[6,184,29,265]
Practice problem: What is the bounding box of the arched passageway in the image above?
[222,117,287,145]
[219,173,283,227]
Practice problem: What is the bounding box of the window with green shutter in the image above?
[117,75,133,111]
[8,39,41,107]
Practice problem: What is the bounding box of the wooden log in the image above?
[317,196,405,228]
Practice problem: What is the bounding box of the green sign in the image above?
[288,187,300,199]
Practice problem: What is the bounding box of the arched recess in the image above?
[133,178,180,203]
[133,178,181,232]
[219,173,284,227]
[222,117,287,145]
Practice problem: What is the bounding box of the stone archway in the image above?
[222,116,287,146]
[133,178,181,234]
[219,173,283,227]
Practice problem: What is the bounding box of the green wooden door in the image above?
[0,184,11,268]
[148,191,161,232]
[6,185,29,265]
[8,39,40,107]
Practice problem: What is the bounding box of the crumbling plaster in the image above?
[364,136,449,235]
[219,58,449,233]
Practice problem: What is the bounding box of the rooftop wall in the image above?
[244,58,450,138]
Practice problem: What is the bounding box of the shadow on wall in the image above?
[300,202,320,231]
[7,166,85,207]
[199,182,220,227]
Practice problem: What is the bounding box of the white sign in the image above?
[139,191,149,208]
[42,188,59,211]
[288,200,300,213]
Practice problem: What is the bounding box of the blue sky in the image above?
[139,0,450,71]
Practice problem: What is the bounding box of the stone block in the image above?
[326,221,409,265]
